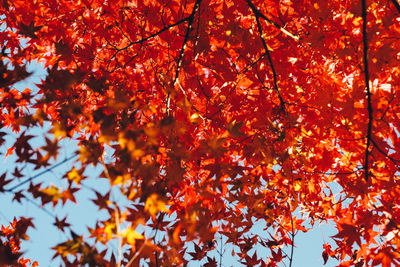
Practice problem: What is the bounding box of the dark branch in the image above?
[371,139,400,170]
[361,0,373,182]
[173,0,202,84]
[245,0,286,115]
[288,215,295,267]
[167,0,202,115]
[390,0,400,13]
[245,0,298,40]
[6,154,78,192]
[107,14,194,72]
[127,16,191,48]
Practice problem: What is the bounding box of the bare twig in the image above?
[216,234,225,267]
[126,241,147,267]
[115,209,122,267]
[153,213,163,267]
[6,154,78,192]
[288,215,295,267]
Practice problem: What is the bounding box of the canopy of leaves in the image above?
[1,0,400,266]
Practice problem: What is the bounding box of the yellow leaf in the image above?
[51,122,67,139]
[307,181,316,194]
[104,222,115,239]
[42,185,62,202]
[98,134,117,145]
[122,228,144,246]
[145,194,168,219]
[42,186,58,195]
[294,180,302,191]
[190,113,200,123]
[172,224,182,244]
[67,167,83,185]
[79,146,90,163]
[131,149,144,158]
[112,173,131,186]
[144,124,158,137]
[118,132,135,150]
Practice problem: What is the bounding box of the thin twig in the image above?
[217,234,224,267]
[126,241,147,267]
[151,213,163,267]
[6,154,78,192]
[176,79,205,121]
[371,139,400,169]
[288,215,295,267]
[244,0,298,40]
[110,16,192,62]
[115,209,122,267]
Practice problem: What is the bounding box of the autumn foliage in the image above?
[1,0,400,266]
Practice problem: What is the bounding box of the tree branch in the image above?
[166,0,202,115]
[5,154,78,192]
[361,0,373,182]
[115,209,122,267]
[107,14,194,72]
[390,0,400,13]
[173,0,202,84]
[371,139,400,170]
[288,215,295,267]
[245,0,299,41]
[246,0,286,115]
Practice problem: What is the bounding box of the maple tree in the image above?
[1,0,400,266]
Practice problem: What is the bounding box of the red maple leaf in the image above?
[332,223,362,247]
